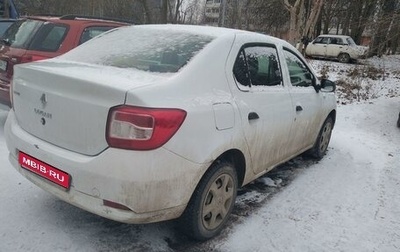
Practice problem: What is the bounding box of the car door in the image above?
[325,37,342,57]
[231,43,295,174]
[308,36,329,56]
[281,48,325,155]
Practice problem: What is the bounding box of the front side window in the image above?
[283,49,314,87]
[233,45,282,88]
[314,37,329,44]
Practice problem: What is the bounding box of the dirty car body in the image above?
[305,34,366,63]
[5,25,337,240]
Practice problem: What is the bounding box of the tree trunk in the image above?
[369,0,397,56]
[283,0,304,45]
[350,0,375,44]
[139,0,153,24]
[302,0,324,38]
[160,0,168,23]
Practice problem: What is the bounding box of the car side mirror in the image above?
[320,79,336,92]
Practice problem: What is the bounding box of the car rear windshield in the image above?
[60,27,215,73]
[2,19,68,52]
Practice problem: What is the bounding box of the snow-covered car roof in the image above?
[56,24,296,74]
[316,34,353,39]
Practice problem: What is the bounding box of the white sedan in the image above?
[5,25,336,240]
[305,34,366,63]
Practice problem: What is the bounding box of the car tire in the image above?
[309,117,334,159]
[397,112,400,128]
[338,53,350,63]
[179,160,238,240]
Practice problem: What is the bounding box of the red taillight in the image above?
[106,106,187,150]
[9,79,13,108]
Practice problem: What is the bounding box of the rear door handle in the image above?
[248,112,259,121]
[296,105,303,112]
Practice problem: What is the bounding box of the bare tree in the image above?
[180,0,205,24]
[349,0,375,44]
[369,0,398,56]
[248,0,288,35]
[303,0,323,39]
[283,0,303,45]
[16,0,400,57]
[283,0,324,45]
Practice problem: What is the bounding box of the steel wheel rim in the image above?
[339,54,348,63]
[319,121,332,153]
[201,173,235,230]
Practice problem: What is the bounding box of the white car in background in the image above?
[5,25,337,240]
[305,34,367,63]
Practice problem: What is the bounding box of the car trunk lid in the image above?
[12,60,167,156]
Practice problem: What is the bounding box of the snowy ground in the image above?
[1,56,400,251]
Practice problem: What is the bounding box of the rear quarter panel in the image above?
[124,33,251,167]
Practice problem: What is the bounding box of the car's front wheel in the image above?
[309,117,334,159]
[179,160,238,240]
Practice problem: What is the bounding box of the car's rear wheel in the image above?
[338,53,350,63]
[179,160,238,240]
[309,117,334,159]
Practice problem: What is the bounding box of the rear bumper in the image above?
[5,110,208,224]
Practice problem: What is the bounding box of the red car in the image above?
[0,15,130,107]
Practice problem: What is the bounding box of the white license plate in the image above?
[0,60,7,71]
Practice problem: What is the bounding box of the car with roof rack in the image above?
[0,14,131,108]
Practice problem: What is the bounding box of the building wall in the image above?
[205,0,221,25]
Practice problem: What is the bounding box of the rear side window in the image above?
[29,23,68,52]
[2,19,43,48]
[79,26,115,45]
[346,38,356,46]
[314,37,329,44]
[330,38,338,44]
[233,45,282,88]
[336,38,345,45]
